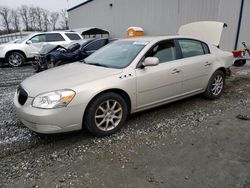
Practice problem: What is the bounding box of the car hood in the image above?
[21,62,122,97]
[178,21,227,47]
[39,44,62,55]
[0,43,23,49]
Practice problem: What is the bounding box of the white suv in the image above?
[0,31,82,67]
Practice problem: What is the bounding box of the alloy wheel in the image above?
[94,100,123,131]
[211,75,224,95]
[8,54,23,67]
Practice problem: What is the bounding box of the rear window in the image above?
[178,39,205,58]
[65,33,81,40]
[46,33,65,42]
[202,42,210,54]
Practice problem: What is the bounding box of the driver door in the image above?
[25,34,46,57]
[135,40,182,109]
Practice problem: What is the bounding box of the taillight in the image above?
[232,50,245,58]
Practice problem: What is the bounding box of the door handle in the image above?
[204,62,211,66]
[172,69,181,74]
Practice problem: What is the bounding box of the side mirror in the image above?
[143,57,159,67]
[26,40,32,45]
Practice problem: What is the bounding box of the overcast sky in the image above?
[0,0,85,11]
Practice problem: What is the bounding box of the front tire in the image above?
[32,61,42,73]
[84,92,128,137]
[204,70,225,99]
[6,52,25,67]
[47,56,56,69]
[55,60,67,67]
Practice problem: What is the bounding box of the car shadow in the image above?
[0,62,32,68]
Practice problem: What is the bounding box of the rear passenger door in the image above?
[177,39,213,94]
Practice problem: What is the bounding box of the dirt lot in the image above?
[0,64,250,188]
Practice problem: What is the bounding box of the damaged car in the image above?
[0,31,82,67]
[32,38,115,72]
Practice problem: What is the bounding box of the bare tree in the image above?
[29,6,38,30]
[0,6,11,33]
[10,10,20,31]
[19,5,30,31]
[0,5,62,32]
[42,9,50,31]
[35,7,43,31]
[50,12,59,30]
[60,9,69,30]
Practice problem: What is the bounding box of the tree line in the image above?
[0,5,69,35]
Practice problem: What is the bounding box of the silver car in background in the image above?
[14,22,233,136]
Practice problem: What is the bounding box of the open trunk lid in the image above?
[178,21,227,47]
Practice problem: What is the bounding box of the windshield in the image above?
[64,39,89,49]
[85,41,147,68]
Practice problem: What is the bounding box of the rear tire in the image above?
[203,70,225,99]
[6,52,25,67]
[233,59,246,67]
[84,92,128,137]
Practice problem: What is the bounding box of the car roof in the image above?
[121,35,206,43]
[78,38,95,42]
[30,31,80,35]
[46,31,79,34]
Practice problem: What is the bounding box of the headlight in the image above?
[34,56,40,60]
[32,89,76,109]
[0,45,5,51]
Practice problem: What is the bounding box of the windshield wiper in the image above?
[80,59,86,63]
[90,63,107,67]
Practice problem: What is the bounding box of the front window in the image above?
[144,40,176,63]
[30,34,46,43]
[85,39,107,51]
[16,33,35,43]
[85,41,147,68]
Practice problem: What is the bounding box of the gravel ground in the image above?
[0,64,250,187]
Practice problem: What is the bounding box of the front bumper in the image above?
[0,58,6,66]
[14,92,86,134]
[32,55,47,72]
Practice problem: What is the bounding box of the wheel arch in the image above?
[82,88,132,126]
[215,67,231,77]
[216,67,227,75]
[5,50,27,60]
[204,67,226,99]
[46,54,52,63]
[205,66,227,92]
